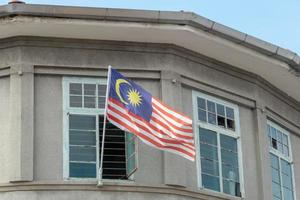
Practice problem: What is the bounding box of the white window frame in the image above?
[267,120,297,200]
[63,77,137,181]
[192,91,245,197]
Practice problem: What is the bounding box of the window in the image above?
[267,121,295,200]
[63,77,137,180]
[193,91,243,197]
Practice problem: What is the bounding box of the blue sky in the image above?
[1,0,300,54]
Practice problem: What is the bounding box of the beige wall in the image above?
[0,77,10,183]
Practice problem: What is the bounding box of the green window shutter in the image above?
[125,132,137,178]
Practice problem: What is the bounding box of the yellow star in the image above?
[127,89,142,107]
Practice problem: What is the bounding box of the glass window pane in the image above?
[98,97,106,109]
[70,96,82,107]
[226,119,235,130]
[281,159,292,176]
[282,134,288,146]
[217,116,226,128]
[208,113,216,125]
[197,98,206,110]
[198,109,207,122]
[272,182,282,199]
[283,188,294,200]
[226,107,234,119]
[69,163,96,178]
[283,145,289,157]
[84,84,96,95]
[282,174,292,189]
[221,149,238,167]
[277,130,283,144]
[220,134,237,152]
[70,83,82,95]
[69,115,96,130]
[70,146,96,162]
[272,168,280,184]
[271,127,277,139]
[98,84,107,96]
[200,144,218,160]
[223,179,241,197]
[202,174,220,192]
[84,96,96,108]
[70,130,96,146]
[222,164,239,182]
[201,158,219,176]
[217,104,225,116]
[271,154,279,169]
[207,101,215,113]
[199,128,217,145]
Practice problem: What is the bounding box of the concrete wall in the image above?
[0,77,10,183]
[0,37,300,200]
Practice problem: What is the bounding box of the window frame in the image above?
[267,120,296,200]
[192,91,245,197]
[63,77,137,181]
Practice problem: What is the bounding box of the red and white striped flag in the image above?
[106,68,195,161]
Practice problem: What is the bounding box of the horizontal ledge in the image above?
[0,181,239,200]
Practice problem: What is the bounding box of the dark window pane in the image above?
[221,149,238,167]
[99,116,128,180]
[226,119,235,130]
[217,104,225,116]
[202,174,220,192]
[69,163,96,178]
[70,131,96,146]
[223,179,241,197]
[98,85,107,96]
[207,101,215,113]
[217,116,226,127]
[272,138,278,150]
[200,144,218,160]
[98,97,106,109]
[84,96,96,108]
[70,146,96,162]
[199,128,217,145]
[220,134,237,152]
[197,97,206,110]
[70,96,82,107]
[84,84,96,95]
[201,158,219,176]
[208,113,216,125]
[198,109,207,122]
[226,107,234,119]
[69,115,96,130]
[70,83,82,95]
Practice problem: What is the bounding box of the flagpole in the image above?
[98,65,112,186]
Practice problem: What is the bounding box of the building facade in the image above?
[0,3,299,200]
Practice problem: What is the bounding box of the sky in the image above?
[1,0,299,55]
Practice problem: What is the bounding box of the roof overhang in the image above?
[0,3,299,102]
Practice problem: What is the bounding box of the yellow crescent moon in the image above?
[115,79,131,105]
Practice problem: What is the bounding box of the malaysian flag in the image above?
[105,68,195,161]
